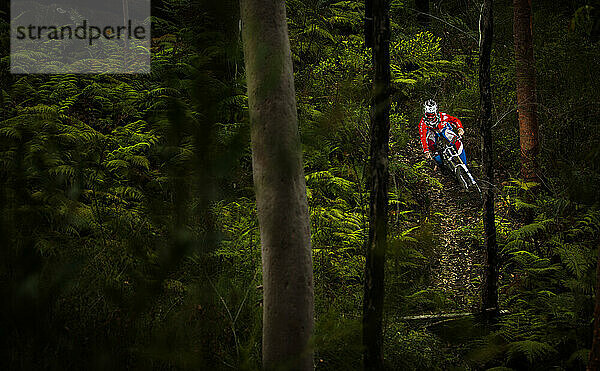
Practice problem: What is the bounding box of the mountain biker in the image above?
[418,99,467,169]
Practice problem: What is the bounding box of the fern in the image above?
[507,340,557,364]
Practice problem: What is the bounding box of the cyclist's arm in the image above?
[419,119,429,153]
[445,114,463,130]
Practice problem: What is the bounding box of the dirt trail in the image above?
[404,138,485,311]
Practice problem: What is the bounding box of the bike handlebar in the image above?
[450,135,462,145]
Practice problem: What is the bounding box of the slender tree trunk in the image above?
[240,1,314,369]
[479,0,499,322]
[513,0,539,182]
[415,0,430,28]
[363,0,391,369]
[587,244,600,371]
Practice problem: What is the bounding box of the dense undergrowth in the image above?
[1,0,600,370]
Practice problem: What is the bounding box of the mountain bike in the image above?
[434,133,482,195]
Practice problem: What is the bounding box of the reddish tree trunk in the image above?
[513,0,539,182]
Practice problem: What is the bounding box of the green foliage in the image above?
[314,308,363,369]
[385,324,458,370]
[1,0,254,368]
[2,0,600,369]
[507,340,557,364]
[461,183,600,369]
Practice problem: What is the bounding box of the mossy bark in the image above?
[240,1,314,369]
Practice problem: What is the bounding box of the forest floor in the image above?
[403,135,486,312]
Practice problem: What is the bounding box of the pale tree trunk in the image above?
[240,1,314,369]
[479,0,499,322]
[587,244,600,371]
[363,0,391,369]
[513,0,539,182]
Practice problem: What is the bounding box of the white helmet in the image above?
[423,99,439,126]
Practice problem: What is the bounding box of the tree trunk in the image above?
[363,0,391,369]
[415,0,430,28]
[513,0,539,182]
[479,0,499,322]
[587,244,600,371]
[240,1,314,369]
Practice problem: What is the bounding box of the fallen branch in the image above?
[400,309,509,322]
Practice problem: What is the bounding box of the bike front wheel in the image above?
[455,167,471,191]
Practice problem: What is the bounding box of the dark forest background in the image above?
[1,0,600,369]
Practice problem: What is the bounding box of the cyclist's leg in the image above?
[458,148,467,165]
[427,131,443,166]
[441,127,467,165]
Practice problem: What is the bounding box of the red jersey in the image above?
[419,112,463,153]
